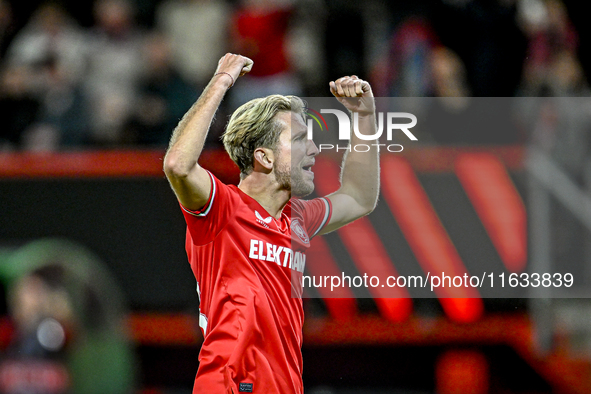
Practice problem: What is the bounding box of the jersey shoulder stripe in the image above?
[180,170,216,217]
[312,197,332,237]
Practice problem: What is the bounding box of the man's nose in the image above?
[308,140,319,156]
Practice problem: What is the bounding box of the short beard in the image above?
[275,162,314,198]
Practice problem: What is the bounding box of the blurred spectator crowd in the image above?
[0,0,588,151]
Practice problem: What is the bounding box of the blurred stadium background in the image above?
[1,0,591,393]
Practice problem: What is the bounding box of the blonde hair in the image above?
[222,95,305,177]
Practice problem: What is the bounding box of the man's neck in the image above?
[238,174,290,219]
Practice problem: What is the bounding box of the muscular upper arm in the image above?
[317,192,372,235]
[164,163,212,212]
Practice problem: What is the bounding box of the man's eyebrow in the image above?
[292,128,307,139]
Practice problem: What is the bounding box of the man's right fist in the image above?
[215,53,254,81]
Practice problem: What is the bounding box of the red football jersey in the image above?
[181,171,331,394]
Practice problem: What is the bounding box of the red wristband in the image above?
[214,72,235,87]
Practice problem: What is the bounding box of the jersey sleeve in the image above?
[180,171,238,245]
[291,197,332,239]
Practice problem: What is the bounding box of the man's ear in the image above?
[253,147,274,171]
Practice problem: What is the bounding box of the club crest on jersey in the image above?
[255,210,272,228]
[291,219,309,245]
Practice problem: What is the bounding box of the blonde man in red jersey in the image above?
[164,54,379,394]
